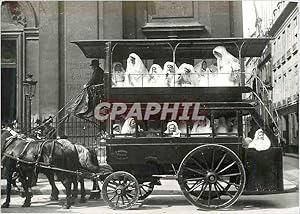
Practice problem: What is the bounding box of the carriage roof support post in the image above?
[104,42,112,136]
[235,41,245,86]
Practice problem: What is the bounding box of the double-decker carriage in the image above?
[72,38,283,210]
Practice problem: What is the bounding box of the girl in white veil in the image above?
[125,53,149,87]
[212,46,240,86]
[164,121,182,137]
[163,61,178,87]
[112,62,125,87]
[248,129,271,151]
[147,64,168,87]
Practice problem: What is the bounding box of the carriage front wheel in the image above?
[102,171,139,209]
[177,144,245,210]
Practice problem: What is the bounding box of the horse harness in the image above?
[2,137,82,176]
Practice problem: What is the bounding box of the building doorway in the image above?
[1,34,23,127]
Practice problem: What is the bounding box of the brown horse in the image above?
[1,128,80,209]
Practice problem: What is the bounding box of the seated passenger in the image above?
[191,116,212,136]
[247,129,271,151]
[164,121,182,137]
[163,61,178,87]
[112,124,122,135]
[194,60,209,86]
[125,53,149,87]
[212,46,240,86]
[215,116,237,135]
[176,63,199,87]
[121,118,143,136]
[112,62,125,87]
[226,117,238,134]
[215,117,227,134]
[147,64,168,87]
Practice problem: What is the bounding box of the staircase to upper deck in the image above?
[243,75,281,146]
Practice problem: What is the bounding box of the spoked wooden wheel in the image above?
[102,171,139,209]
[178,144,245,210]
[138,181,155,200]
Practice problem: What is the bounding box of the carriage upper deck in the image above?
[72,38,271,100]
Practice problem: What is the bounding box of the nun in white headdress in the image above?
[147,64,168,87]
[212,46,241,86]
[125,53,149,87]
[194,60,209,87]
[121,117,143,136]
[112,62,126,87]
[176,63,198,87]
[191,116,212,136]
[163,61,178,87]
[248,129,271,151]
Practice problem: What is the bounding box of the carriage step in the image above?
[152,175,177,180]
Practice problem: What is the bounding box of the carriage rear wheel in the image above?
[177,144,245,210]
[138,181,155,200]
[102,171,139,210]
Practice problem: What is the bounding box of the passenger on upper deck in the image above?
[194,60,209,87]
[125,53,148,87]
[112,62,126,87]
[164,121,182,137]
[163,61,178,87]
[212,46,240,87]
[176,63,199,87]
[147,64,168,87]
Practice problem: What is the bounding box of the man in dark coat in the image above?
[71,59,104,118]
[86,59,104,87]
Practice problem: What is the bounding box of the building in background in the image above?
[244,1,299,154]
[1,1,243,140]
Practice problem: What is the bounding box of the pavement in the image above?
[1,156,298,196]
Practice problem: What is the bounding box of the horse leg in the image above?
[79,177,86,203]
[44,171,59,201]
[89,179,101,200]
[70,179,78,205]
[1,166,14,208]
[62,179,72,209]
[19,175,32,207]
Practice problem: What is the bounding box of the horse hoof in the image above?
[49,195,59,201]
[62,204,71,209]
[79,197,87,203]
[22,202,31,207]
[1,202,9,208]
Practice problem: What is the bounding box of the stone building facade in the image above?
[1,1,243,131]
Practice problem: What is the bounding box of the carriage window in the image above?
[141,120,161,137]
[190,115,212,137]
[213,112,238,137]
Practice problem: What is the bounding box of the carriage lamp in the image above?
[23,74,37,98]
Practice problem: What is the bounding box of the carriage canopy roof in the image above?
[71,37,272,59]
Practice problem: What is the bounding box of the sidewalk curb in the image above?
[1,179,297,196]
[283,153,299,159]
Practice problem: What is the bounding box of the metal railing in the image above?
[112,73,242,87]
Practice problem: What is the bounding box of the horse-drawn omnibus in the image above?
[72,38,283,210]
